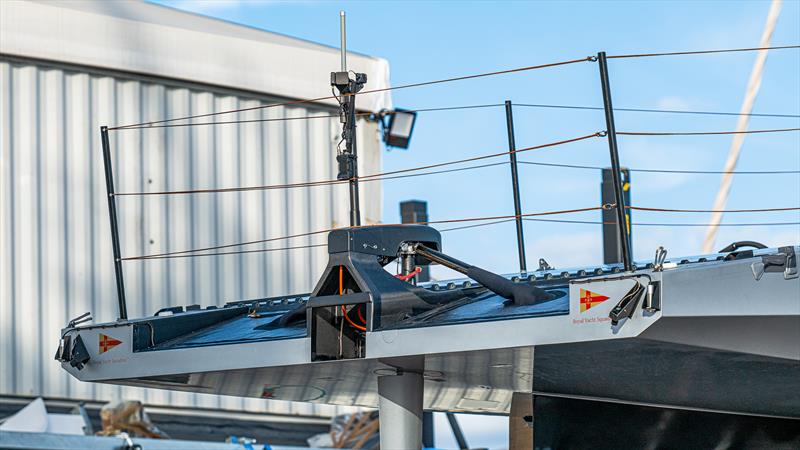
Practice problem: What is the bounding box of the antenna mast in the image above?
[332,10,367,227]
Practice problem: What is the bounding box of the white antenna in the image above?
[340,11,347,72]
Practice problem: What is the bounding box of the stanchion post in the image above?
[596,52,633,272]
[504,100,527,273]
[100,126,128,320]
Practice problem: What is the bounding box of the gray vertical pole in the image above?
[338,11,361,227]
[378,370,423,449]
[596,52,633,272]
[100,126,128,320]
[504,100,527,273]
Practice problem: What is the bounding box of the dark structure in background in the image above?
[400,200,430,282]
[533,395,800,450]
[602,168,632,265]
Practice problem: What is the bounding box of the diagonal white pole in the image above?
[702,0,782,254]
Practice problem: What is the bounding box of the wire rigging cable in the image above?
[517,160,800,175]
[122,206,606,261]
[111,102,799,130]
[626,205,800,213]
[107,44,799,130]
[122,204,799,261]
[618,127,800,136]
[114,133,601,197]
[607,44,800,59]
[513,103,800,119]
[524,218,800,227]
[108,57,592,130]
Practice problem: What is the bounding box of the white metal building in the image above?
[0,0,390,417]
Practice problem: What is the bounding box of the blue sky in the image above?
[152,1,799,448]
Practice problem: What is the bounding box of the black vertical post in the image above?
[400,200,429,282]
[597,52,633,272]
[100,126,128,320]
[446,413,469,450]
[347,97,362,227]
[601,168,632,265]
[504,101,527,273]
[422,412,435,448]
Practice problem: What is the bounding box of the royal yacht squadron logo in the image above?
[99,334,122,354]
[579,288,610,313]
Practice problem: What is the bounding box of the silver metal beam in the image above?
[378,360,424,450]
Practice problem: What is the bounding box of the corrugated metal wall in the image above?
[0,57,381,416]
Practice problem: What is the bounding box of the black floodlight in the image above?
[383,109,417,149]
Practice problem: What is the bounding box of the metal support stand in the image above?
[596,52,633,272]
[504,100,527,273]
[100,126,128,320]
[378,366,423,450]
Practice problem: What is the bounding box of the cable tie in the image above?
[602,203,616,210]
[597,131,608,137]
[587,56,598,62]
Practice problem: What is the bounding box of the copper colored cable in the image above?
[341,305,367,332]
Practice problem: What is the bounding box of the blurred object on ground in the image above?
[96,400,168,439]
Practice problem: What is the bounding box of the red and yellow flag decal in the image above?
[99,334,122,354]
[579,288,610,312]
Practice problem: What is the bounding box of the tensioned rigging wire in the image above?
[517,160,800,175]
[607,44,800,59]
[109,57,592,130]
[114,133,601,196]
[626,205,800,213]
[115,161,511,197]
[123,204,799,261]
[111,104,508,130]
[438,218,517,233]
[523,217,800,227]
[108,44,800,130]
[135,219,518,260]
[130,215,800,260]
[440,217,800,232]
[618,127,800,136]
[122,205,606,260]
[442,216,800,232]
[513,103,800,119]
[135,243,330,260]
[111,102,800,130]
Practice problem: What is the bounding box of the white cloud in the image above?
[656,96,692,111]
